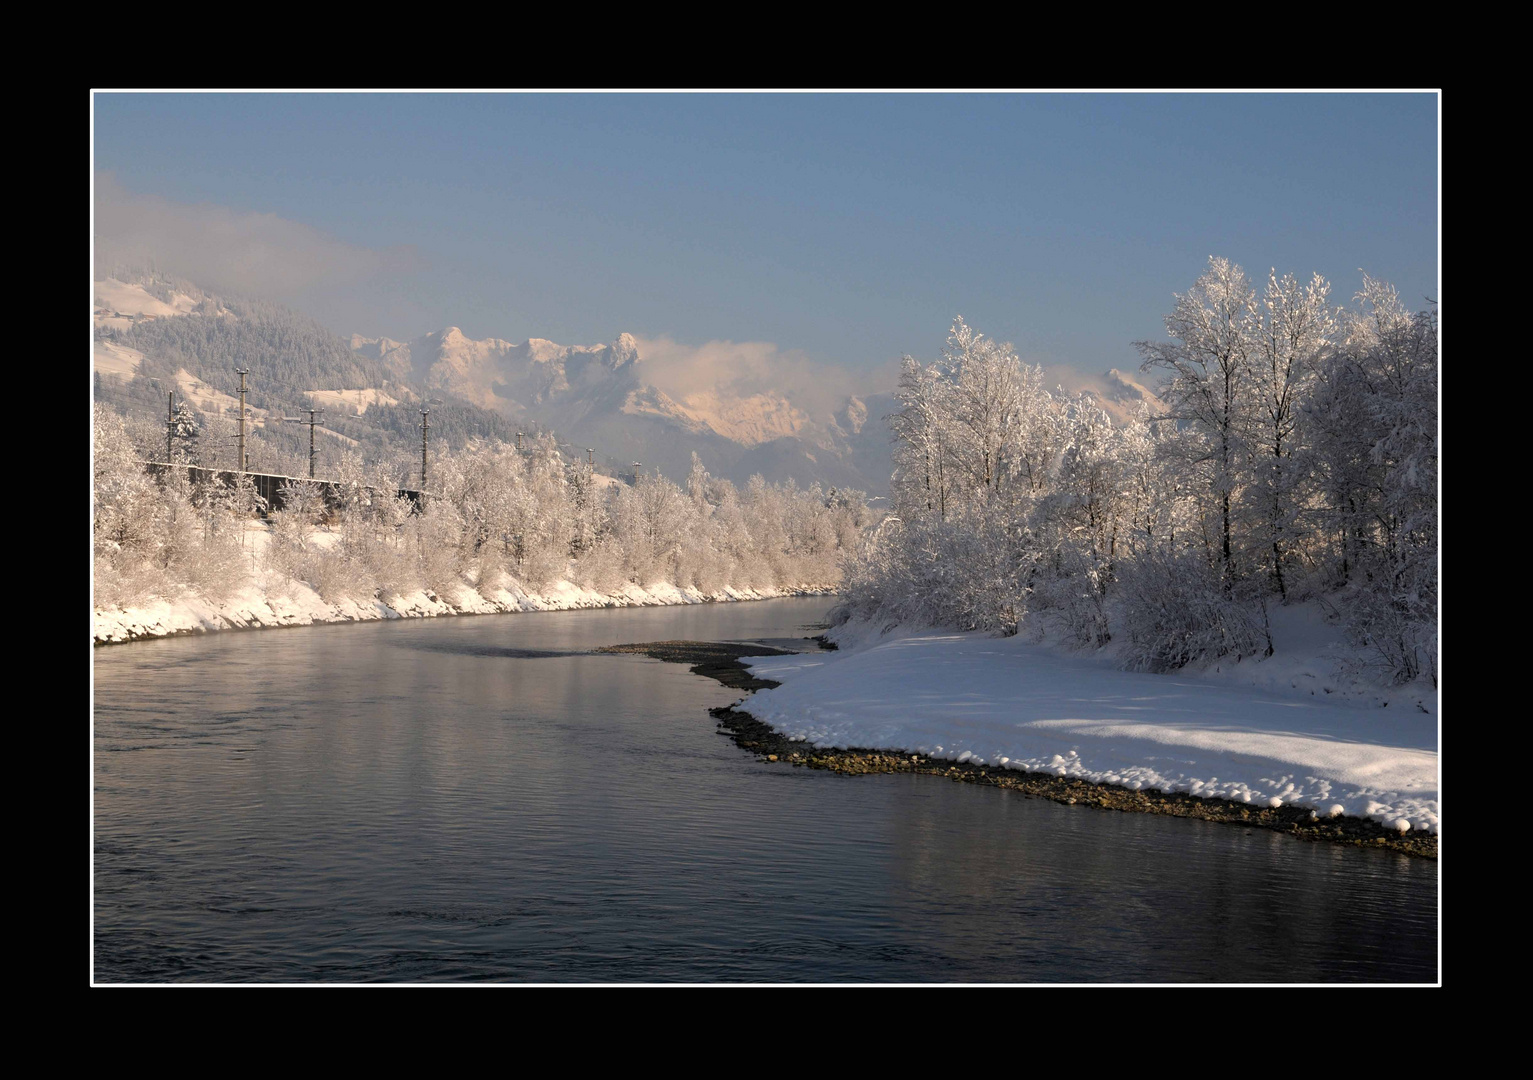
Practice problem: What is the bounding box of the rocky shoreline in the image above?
[608,637,1439,861]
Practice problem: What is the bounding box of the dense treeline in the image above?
[94,406,873,613]
[841,258,1437,686]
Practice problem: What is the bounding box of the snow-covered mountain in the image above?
[94,271,1159,496]
[348,324,895,492]
[351,326,806,444]
[1076,368,1164,426]
[92,273,895,491]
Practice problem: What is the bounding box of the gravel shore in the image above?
[604,638,1438,860]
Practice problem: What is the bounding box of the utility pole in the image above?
[235,368,249,473]
[516,431,524,453]
[420,406,430,490]
[277,407,326,478]
[166,391,176,464]
[308,407,322,478]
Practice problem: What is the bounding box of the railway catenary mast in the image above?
[419,406,430,503]
[235,368,249,473]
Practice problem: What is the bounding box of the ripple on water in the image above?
[93,598,1437,983]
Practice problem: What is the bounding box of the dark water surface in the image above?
[93,598,1437,983]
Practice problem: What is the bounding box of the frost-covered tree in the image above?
[1245,269,1336,598]
[889,355,953,520]
[1032,398,1122,646]
[267,479,328,589]
[167,400,200,465]
[876,321,1062,634]
[1310,276,1438,684]
[843,269,1435,685]
[94,406,161,606]
[1136,256,1256,588]
[940,318,1025,502]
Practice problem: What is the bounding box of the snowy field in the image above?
[741,611,1439,834]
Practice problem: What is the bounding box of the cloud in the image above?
[89,176,897,413]
[632,333,890,418]
[94,174,418,298]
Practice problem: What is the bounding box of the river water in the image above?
[93,597,1437,982]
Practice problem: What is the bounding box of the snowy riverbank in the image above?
[738,607,1439,835]
[94,555,834,645]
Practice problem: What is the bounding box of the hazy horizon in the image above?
[94,92,1438,404]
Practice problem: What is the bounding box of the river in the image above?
[93,597,1437,982]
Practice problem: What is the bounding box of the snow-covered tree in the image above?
[1312,276,1438,684]
[889,355,953,520]
[1136,256,1257,588]
[1245,269,1336,597]
[844,268,1435,684]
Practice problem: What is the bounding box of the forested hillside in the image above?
[119,297,391,391]
[94,270,529,483]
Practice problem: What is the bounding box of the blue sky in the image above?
[93,92,1438,391]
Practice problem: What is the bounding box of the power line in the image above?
[104,366,615,476]
[277,407,326,478]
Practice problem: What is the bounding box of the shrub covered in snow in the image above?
[1119,549,1269,672]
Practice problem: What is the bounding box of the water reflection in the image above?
[94,599,1436,982]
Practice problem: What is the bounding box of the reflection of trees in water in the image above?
[878,780,1433,981]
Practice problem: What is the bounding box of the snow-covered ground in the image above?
[303,387,400,415]
[174,369,266,420]
[95,578,829,645]
[93,340,145,381]
[94,533,834,646]
[740,608,1439,834]
[94,278,201,321]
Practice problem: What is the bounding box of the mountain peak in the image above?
[840,395,868,435]
[339,323,888,491]
[607,333,640,369]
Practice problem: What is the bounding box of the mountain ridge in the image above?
[94,272,1162,496]
[93,274,899,492]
